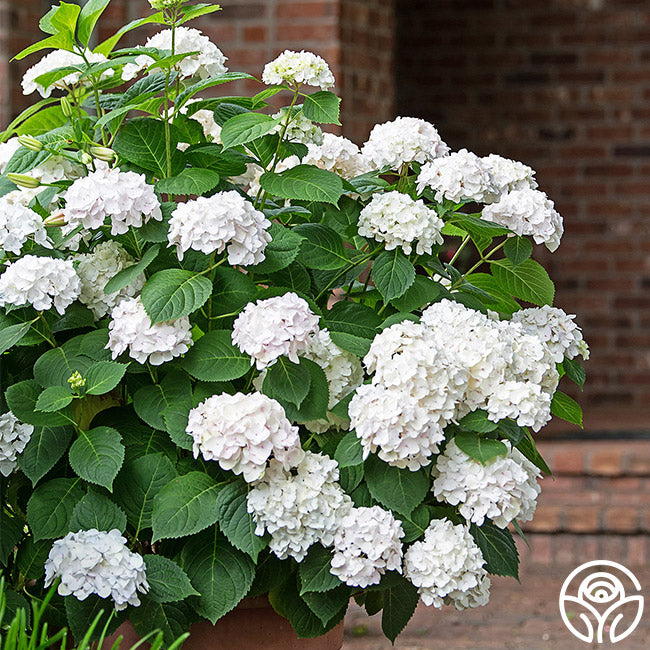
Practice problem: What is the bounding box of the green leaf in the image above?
[458,409,499,433]
[0,321,33,354]
[497,419,526,446]
[551,390,583,427]
[247,222,305,273]
[329,331,372,357]
[95,12,166,56]
[516,430,552,475]
[156,168,221,196]
[18,425,73,485]
[113,118,181,176]
[35,386,73,412]
[282,358,329,423]
[141,269,212,323]
[34,348,94,388]
[133,370,192,431]
[270,262,312,294]
[16,537,52,580]
[104,245,159,295]
[294,223,348,270]
[263,356,311,406]
[365,454,429,515]
[0,511,23,565]
[152,471,221,541]
[181,527,255,624]
[69,427,125,490]
[130,599,189,648]
[84,361,128,395]
[302,91,341,125]
[15,105,67,136]
[339,464,364,493]
[65,594,124,643]
[450,214,510,241]
[455,431,508,465]
[182,329,250,381]
[334,431,363,468]
[299,544,341,594]
[26,477,84,540]
[390,275,445,312]
[259,165,344,205]
[51,303,95,333]
[220,112,281,149]
[69,490,127,533]
[490,259,555,306]
[326,301,382,339]
[470,521,519,579]
[562,358,586,390]
[175,72,255,108]
[3,590,31,629]
[400,504,431,543]
[215,480,268,561]
[302,586,350,626]
[144,555,199,603]
[114,453,177,532]
[504,236,533,266]
[381,575,420,643]
[372,249,416,302]
[77,0,111,46]
[6,379,73,427]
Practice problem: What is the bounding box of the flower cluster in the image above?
[272,108,323,145]
[302,133,368,178]
[0,255,80,314]
[0,412,33,477]
[167,192,271,265]
[404,519,490,609]
[330,506,404,588]
[482,153,538,196]
[262,50,334,89]
[63,163,162,236]
[44,529,149,610]
[186,392,303,482]
[358,191,444,255]
[0,199,50,254]
[107,296,193,365]
[247,452,351,561]
[232,292,320,369]
[432,439,542,528]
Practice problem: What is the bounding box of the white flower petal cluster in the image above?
[0,412,33,476]
[167,192,271,266]
[358,191,444,255]
[22,49,113,97]
[0,138,21,173]
[330,506,404,588]
[482,188,564,252]
[0,255,80,314]
[232,292,320,369]
[186,391,303,482]
[0,199,50,254]
[247,452,352,561]
[262,50,334,90]
[44,529,148,610]
[75,241,145,319]
[416,149,497,204]
[302,133,370,179]
[432,439,541,528]
[403,519,490,609]
[482,153,537,196]
[350,320,468,469]
[122,27,227,81]
[272,108,323,145]
[511,305,589,362]
[361,117,449,170]
[63,163,162,236]
[107,296,192,365]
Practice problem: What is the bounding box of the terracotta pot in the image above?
[96,597,344,650]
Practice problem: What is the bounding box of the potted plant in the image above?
[0,0,588,647]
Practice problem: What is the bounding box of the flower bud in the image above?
[17,135,43,152]
[149,0,179,8]
[80,152,93,166]
[68,371,86,391]
[6,173,40,189]
[60,96,73,118]
[44,211,67,227]
[90,146,116,163]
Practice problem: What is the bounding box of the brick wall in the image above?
[396,0,650,427]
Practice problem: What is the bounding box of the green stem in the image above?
[314,246,382,302]
[448,234,471,266]
[162,14,179,178]
[79,51,107,146]
[451,239,507,289]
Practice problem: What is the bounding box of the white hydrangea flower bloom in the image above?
[416,149,498,204]
[432,439,542,528]
[247,452,352,561]
[301,133,370,179]
[232,292,320,369]
[186,392,303,483]
[0,412,34,476]
[22,49,113,97]
[358,191,444,255]
[482,153,538,197]
[0,199,50,254]
[44,529,148,610]
[481,188,564,252]
[0,255,80,314]
[167,192,271,266]
[330,506,404,588]
[271,108,323,145]
[403,519,490,610]
[122,27,227,81]
[486,381,552,432]
[63,163,162,236]
[262,50,334,90]
[361,117,449,171]
[74,241,146,319]
[178,102,222,144]
[107,296,192,365]
[511,305,589,362]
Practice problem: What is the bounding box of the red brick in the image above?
[563,506,601,533]
[604,506,640,533]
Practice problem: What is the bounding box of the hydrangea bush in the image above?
[0,0,589,645]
